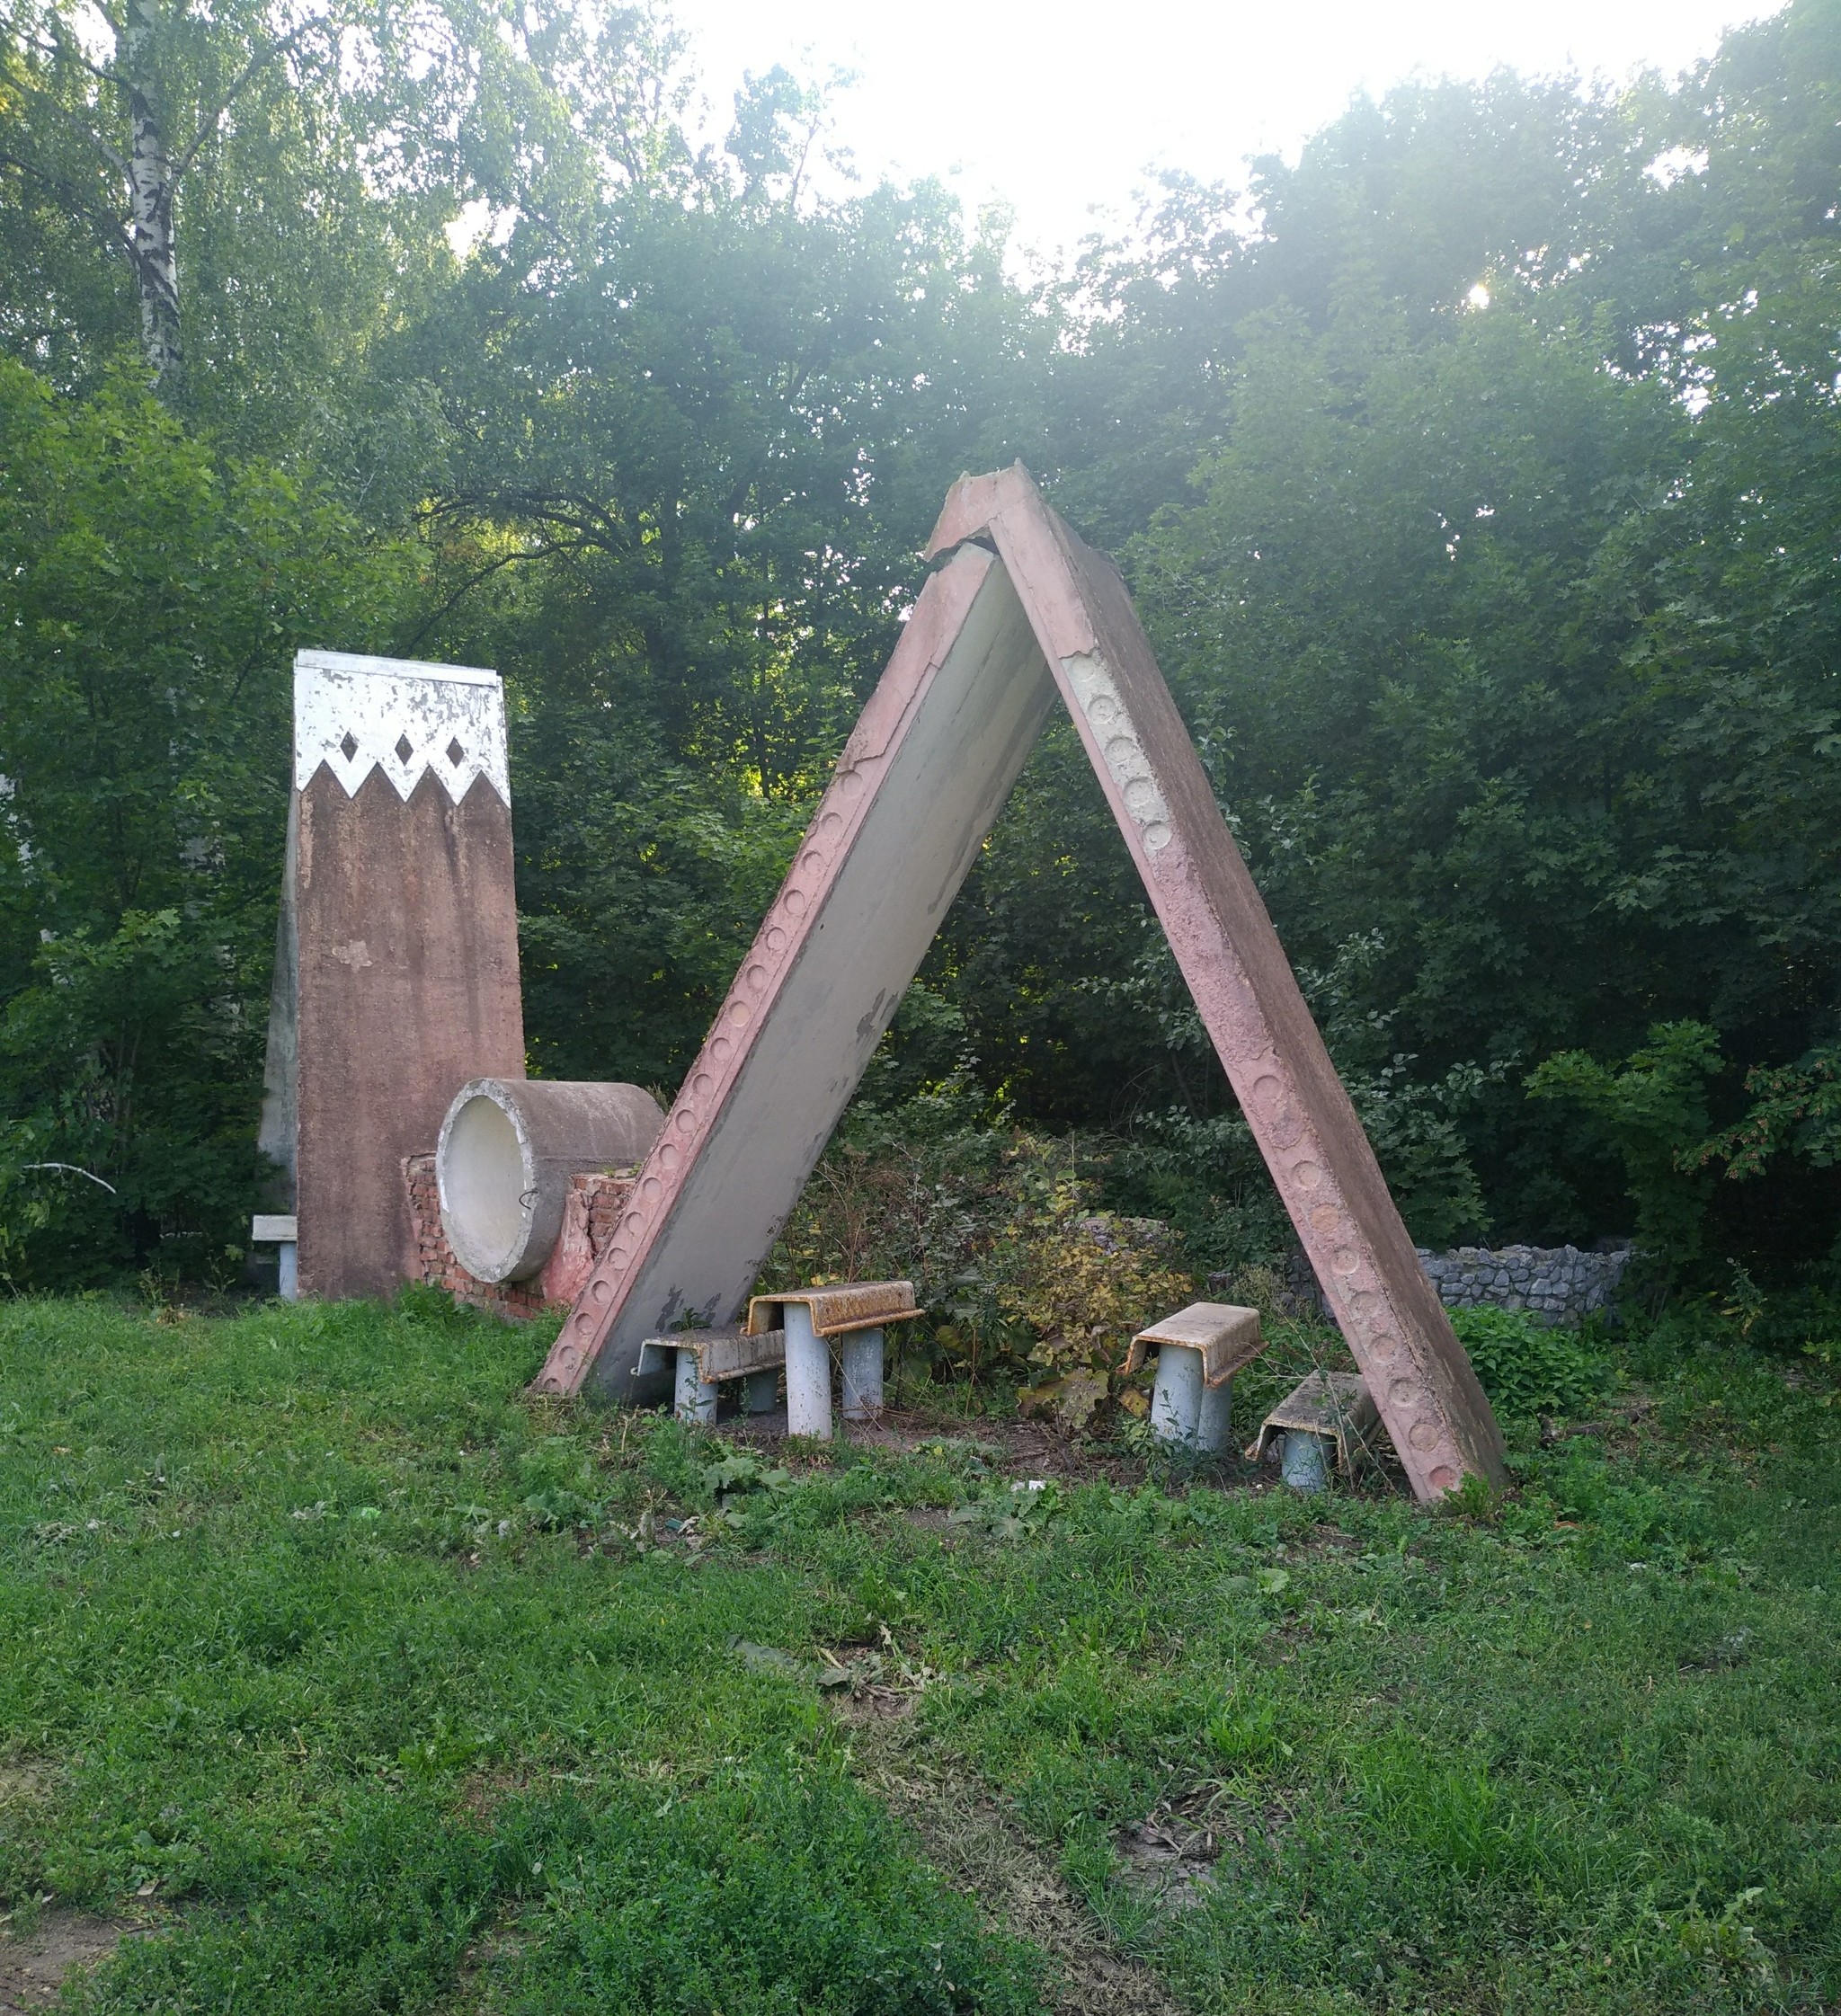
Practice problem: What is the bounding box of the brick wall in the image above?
[402,1153,635,1319]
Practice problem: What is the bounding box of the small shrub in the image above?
[984,1176,1193,1393]
[1450,1305,1612,1419]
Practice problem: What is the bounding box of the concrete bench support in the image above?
[783,1302,831,1439]
[1251,1372,1381,1491]
[637,1325,789,1426]
[252,1214,299,1301]
[1279,1430,1331,1492]
[1126,1302,1266,1453]
[747,1282,922,1443]
[674,1350,718,1426]
[840,1331,885,1423]
[1151,1345,1235,1452]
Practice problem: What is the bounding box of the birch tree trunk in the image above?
[122,0,181,385]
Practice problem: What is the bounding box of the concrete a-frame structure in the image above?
[531,467,1504,1500]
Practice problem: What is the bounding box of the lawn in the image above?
[0,1289,1836,2013]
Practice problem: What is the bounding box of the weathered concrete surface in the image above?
[1124,1302,1265,1387]
[294,766,524,1299]
[254,801,299,1210]
[265,650,527,1302]
[263,649,532,1306]
[436,1077,663,1283]
[925,468,1503,1495]
[532,546,1054,1404]
[535,469,1503,1496]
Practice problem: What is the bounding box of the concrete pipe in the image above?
[1280,1430,1331,1492]
[784,1301,832,1440]
[437,1078,663,1283]
[1150,1343,1233,1453]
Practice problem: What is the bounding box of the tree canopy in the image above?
[4,0,1841,1294]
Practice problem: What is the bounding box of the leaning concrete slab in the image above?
[258,651,526,1301]
[532,469,1504,1498]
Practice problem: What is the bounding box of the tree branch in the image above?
[400,546,555,653]
[0,139,130,251]
[171,21,314,182]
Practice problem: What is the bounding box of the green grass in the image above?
[1,1289,1837,2013]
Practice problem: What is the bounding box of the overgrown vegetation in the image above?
[763,1107,1207,1413]
[1448,1305,1614,1422]
[0,1294,1835,2012]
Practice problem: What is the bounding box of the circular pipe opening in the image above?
[440,1087,531,1283]
[437,1077,665,1284]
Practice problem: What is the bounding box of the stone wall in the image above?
[403,1154,634,1320]
[1276,1242,1632,1328]
[1414,1243,1632,1325]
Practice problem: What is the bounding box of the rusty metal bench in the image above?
[636,1326,787,1425]
[1250,1372,1380,1489]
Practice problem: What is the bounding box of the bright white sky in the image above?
[671,0,1771,260]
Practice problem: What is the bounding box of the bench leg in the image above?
[744,1368,779,1415]
[673,1346,717,1426]
[1151,1343,1204,1446]
[1197,1377,1232,1454]
[840,1328,884,1421]
[278,1241,298,1302]
[1280,1430,1330,1491]
[784,1302,832,1440]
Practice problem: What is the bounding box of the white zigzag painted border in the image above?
[293,650,511,805]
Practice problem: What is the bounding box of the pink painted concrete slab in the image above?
[267,653,525,1302]
[924,468,1503,1496]
[534,468,1503,1498]
[531,545,1054,1405]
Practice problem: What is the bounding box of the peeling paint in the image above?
[293,650,510,805]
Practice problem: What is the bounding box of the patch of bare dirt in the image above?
[0,1764,51,1812]
[1114,1805,1221,1913]
[837,1710,1185,2016]
[0,1911,143,2012]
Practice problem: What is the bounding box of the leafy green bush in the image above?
[1450,1305,1613,1420]
[1525,1023,1724,1281]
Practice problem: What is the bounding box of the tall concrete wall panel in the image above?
[260,652,525,1301]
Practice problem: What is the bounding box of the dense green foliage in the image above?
[0,1295,1836,2010]
[1448,1304,1614,1420]
[5,0,1841,1301]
